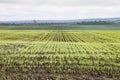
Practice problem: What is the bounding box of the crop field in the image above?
[0,30,120,80]
[0,24,120,30]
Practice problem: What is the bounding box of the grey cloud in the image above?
[0,0,17,3]
[40,0,120,6]
[0,0,120,21]
[0,0,120,7]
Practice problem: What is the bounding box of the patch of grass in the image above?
[0,24,120,30]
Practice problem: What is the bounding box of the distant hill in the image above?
[0,17,120,24]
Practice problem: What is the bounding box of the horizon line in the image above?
[0,17,120,22]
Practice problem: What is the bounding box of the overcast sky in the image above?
[0,0,120,21]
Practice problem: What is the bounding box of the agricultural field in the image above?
[0,24,120,30]
[0,30,120,80]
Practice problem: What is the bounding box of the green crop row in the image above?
[0,30,120,80]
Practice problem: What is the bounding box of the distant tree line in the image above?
[76,21,113,25]
[0,20,114,26]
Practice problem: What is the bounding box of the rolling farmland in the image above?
[0,24,120,30]
[0,30,120,80]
